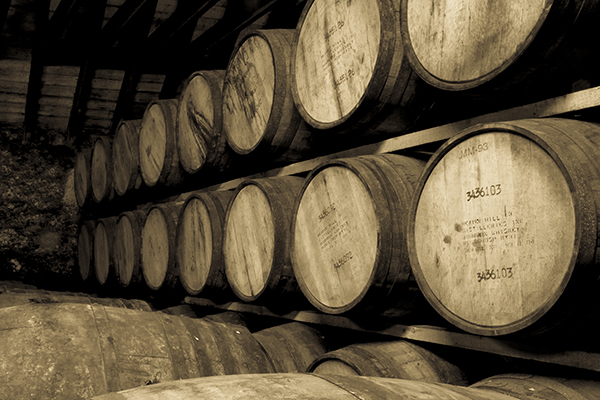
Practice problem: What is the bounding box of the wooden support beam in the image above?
[22,0,51,143]
[47,0,85,39]
[99,0,155,48]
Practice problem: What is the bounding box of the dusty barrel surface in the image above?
[77,220,95,282]
[292,154,425,314]
[471,374,600,400]
[308,340,466,385]
[114,210,147,288]
[141,202,184,291]
[253,322,328,373]
[292,0,427,135]
[91,136,114,204]
[94,216,118,286]
[222,29,311,160]
[176,70,233,175]
[88,373,518,400]
[74,148,92,208]
[138,99,182,187]
[224,176,305,302]
[400,0,600,95]
[0,287,152,311]
[112,119,143,196]
[0,303,273,400]
[176,191,233,296]
[408,118,600,336]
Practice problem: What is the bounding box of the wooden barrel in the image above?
[253,322,328,373]
[138,99,182,187]
[176,70,233,175]
[291,0,429,136]
[114,210,147,288]
[471,374,600,400]
[176,191,234,296]
[88,373,518,400]
[112,119,143,196]
[222,29,312,160]
[0,287,152,311]
[224,176,305,302]
[0,303,273,400]
[308,340,467,385]
[141,201,184,291]
[159,306,248,327]
[408,118,600,336]
[77,220,95,282]
[94,216,118,286]
[400,0,600,96]
[292,154,425,314]
[74,148,92,208]
[91,136,114,204]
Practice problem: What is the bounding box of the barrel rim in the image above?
[176,70,226,174]
[407,120,581,336]
[176,193,224,296]
[290,158,388,314]
[290,0,398,130]
[399,0,554,91]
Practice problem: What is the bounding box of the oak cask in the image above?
[176,191,233,296]
[224,176,304,302]
[77,220,95,282]
[292,154,425,314]
[91,136,114,204]
[176,70,233,175]
[408,118,600,336]
[74,148,92,208]
[114,210,147,288]
[138,99,182,187]
[112,119,143,196]
[94,216,118,286]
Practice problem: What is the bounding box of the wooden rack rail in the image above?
[184,297,600,374]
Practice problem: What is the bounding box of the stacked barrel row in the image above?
[4,286,600,399]
[79,112,600,340]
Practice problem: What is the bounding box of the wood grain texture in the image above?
[91,137,114,204]
[223,29,308,158]
[471,374,600,400]
[292,154,425,314]
[176,191,234,296]
[77,220,95,282]
[114,210,147,288]
[139,99,182,187]
[408,118,600,336]
[94,217,118,286]
[309,340,466,385]
[401,0,599,93]
[176,70,233,175]
[75,148,92,208]
[113,119,143,196]
[0,303,273,400]
[253,322,328,373]
[292,0,424,135]
[141,202,184,291]
[86,373,518,400]
[224,176,305,302]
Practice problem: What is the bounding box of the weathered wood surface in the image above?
[401,0,600,95]
[77,220,95,281]
[112,119,143,196]
[114,210,147,288]
[91,136,114,204]
[292,154,425,314]
[138,98,181,187]
[176,70,232,175]
[94,216,118,286]
[176,191,234,296]
[141,201,184,291]
[292,0,427,135]
[309,340,467,385]
[74,147,93,208]
[87,373,518,400]
[224,176,304,302]
[222,29,310,159]
[409,118,600,336]
[0,303,273,400]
